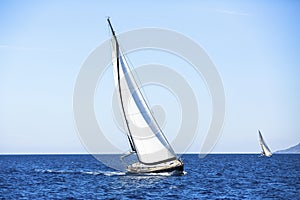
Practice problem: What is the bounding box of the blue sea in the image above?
[0,154,299,199]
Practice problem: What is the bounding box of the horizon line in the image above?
[0,152,283,155]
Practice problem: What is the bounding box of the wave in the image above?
[34,169,186,177]
[34,169,126,176]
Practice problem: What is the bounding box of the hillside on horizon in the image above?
[275,143,300,154]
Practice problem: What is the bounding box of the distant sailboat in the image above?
[258,130,272,157]
[107,18,184,174]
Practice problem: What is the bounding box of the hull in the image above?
[126,159,184,174]
[261,152,272,157]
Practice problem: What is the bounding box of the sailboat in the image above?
[107,18,184,174]
[258,130,272,157]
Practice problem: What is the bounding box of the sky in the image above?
[0,0,300,154]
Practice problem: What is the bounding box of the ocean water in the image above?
[0,154,299,199]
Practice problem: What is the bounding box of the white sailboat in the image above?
[107,18,184,174]
[258,130,272,157]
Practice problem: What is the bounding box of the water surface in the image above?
[0,154,299,199]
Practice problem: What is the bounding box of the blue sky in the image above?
[0,0,299,154]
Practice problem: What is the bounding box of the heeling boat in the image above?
[107,18,184,174]
[258,130,272,157]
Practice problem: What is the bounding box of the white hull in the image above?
[126,159,184,174]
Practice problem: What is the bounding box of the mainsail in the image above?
[258,130,272,157]
[108,19,177,165]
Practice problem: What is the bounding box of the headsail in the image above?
[108,18,177,165]
[258,130,272,157]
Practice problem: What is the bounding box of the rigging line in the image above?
[107,20,129,149]
[117,44,136,152]
[107,16,151,111]
[108,34,130,151]
[107,18,136,152]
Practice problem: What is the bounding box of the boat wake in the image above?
[34,169,186,177]
[35,169,126,176]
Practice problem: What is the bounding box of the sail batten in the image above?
[109,21,177,164]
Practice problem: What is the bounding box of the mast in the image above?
[107,18,136,152]
[107,18,177,164]
[107,17,116,37]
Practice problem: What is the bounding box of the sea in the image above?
[0,154,299,199]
